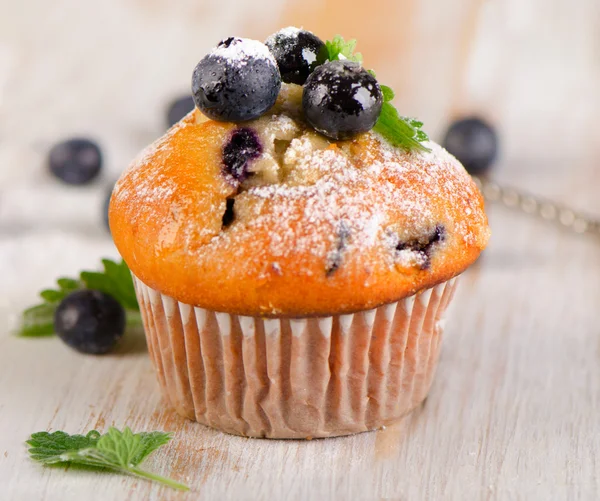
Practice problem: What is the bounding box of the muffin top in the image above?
[109,84,489,317]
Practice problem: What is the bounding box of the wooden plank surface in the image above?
[1,0,600,499]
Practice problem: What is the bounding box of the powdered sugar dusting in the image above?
[114,167,177,235]
[114,122,183,209]
[302,47,317,65]
[112,86,489,299]
[210,37,276,69]
[196,124,482,282]
[353,86,372,108]
[276,26,302,38]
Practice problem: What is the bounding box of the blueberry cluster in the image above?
[191,27,383,141]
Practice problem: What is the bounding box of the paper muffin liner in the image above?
[132,275,458,439]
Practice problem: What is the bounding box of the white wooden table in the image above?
[1,0,599,499]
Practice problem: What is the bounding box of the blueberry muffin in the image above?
[109,30,489,438]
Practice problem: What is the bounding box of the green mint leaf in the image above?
[373,102,431,153]
[129,431,173,466]
[80,260,138,312]
[26,428,188,491]
[94,428,172,467]
[416,130,429,142]
[56,278,81,292]
[101,259,138,311]
[26,430,101,464]
[95,427,145,468]
[39,289,65,303]
[380,84,395,103]
[18,259,139,338]
[317,34,363,64]
[19,303,56,337]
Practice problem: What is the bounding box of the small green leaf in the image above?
[81,260,138,311]
[318,35,363,64]
[19,322,55,337]
[405,117,424,128]
[39,289,65,303]
[18,303,56,337]
[416,130,429,142]
[94,427,172,468]
[130,431,173,466]
[373,102,431,153]
[26,430,101,464]
[380,85,395,103]
[101,260,138,311]
[56,278,81,291]
[316,44,330,65]
[95,427,138,468]
[80,271,115,298]
[26,428,187,491]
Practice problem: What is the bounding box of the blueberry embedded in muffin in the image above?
[221,197,236,228]
[222,128,263,183]
[325,220,352,276]
[390,225,446,270]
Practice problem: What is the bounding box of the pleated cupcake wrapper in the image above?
[133,276,458,439]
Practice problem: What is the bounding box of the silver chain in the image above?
[472,176,600,237]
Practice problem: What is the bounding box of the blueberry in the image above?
[54,290,126,354]
[395,225,445,270]
[192,37,281,122]
[222,127,262,182]
[222,198,235,227]
[48,138,102,185]
[302,60,383,140]
[326,221,351,276]
[442,117,498,175]
[265,27,325,85]
[166,95,195,127]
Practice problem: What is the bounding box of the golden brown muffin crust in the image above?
[110,86,489,317]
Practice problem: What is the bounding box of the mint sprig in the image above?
[374,86,431,153]
[318,35,430,152]
[27,428,189,491]
[18,258,140,337]
[317,35,363,64]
